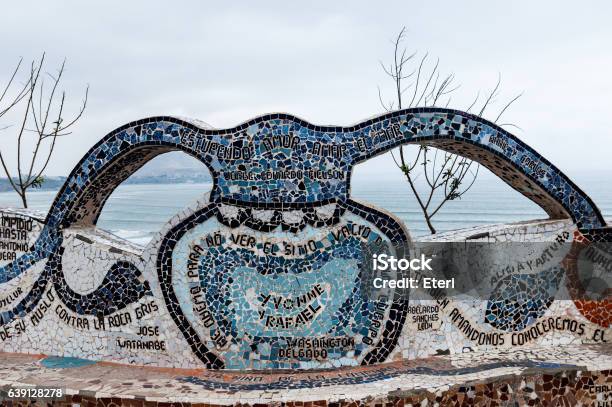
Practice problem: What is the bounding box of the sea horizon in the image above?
[1,171,609,245]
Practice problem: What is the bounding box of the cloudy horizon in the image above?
[1,0,611,182]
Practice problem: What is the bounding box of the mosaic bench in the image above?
[0,109,610,403]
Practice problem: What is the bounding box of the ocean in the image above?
[0,173,610,245]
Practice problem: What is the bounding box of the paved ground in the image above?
[0,344,611,405]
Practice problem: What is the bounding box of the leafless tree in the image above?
[0,54,88,208]
[379,27,522,234]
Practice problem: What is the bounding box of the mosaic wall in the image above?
[0,109,610,370]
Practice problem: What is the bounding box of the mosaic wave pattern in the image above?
[0,108,610,371]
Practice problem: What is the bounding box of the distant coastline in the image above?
[0,175,609,244]
[0,173,213,192]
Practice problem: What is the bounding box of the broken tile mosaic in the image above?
[0,109,609,374]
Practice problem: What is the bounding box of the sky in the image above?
[0,0,611,182]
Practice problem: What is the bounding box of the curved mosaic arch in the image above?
[45,108,605,231]
[0,108,609,370]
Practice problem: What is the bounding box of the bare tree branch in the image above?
[465,91,480,113]
[495,92,523,123]
[0,54,88,208]
[498,123,523,130]
[0,58,32,118]
[377,27,521,234]
[478,73,501,117]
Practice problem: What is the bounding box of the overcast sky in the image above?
[1,0,611,180]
